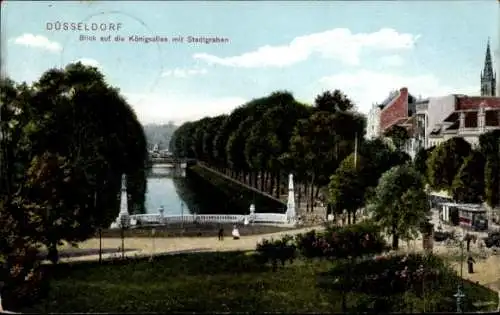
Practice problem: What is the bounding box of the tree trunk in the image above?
[47,242,59,264]
[298,183,302,208]
[260,171,265,191]
[315,187,321,199]
[352,210,357,224]
[264,172,270,192]
[392,226,399,250]
[275,172,281,199]
[269,172,275,195]
[309,175,315,213]
[253,172,258,188]
[304,183,309,212]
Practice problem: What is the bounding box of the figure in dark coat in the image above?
[218,228,224,241]
[467,255,475,274]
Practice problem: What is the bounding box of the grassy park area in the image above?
[19,226,499,313]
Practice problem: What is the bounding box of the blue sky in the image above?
[2,1,499,124]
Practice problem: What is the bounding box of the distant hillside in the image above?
[143,122,178,150]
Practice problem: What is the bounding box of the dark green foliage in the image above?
[385,125,410,151]
[255,235,297,271]
[414,145,435,179]
[370,165,429,249]
[171,89,366,208]
[451,150,485,203]
[318,253,494,312]
[294,221,388,259]
[427,137,472,192]
[479,130,500,208]
[0,63,147,306]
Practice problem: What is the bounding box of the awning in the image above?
[439,202,486,212]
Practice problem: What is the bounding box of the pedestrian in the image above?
[466,235,472,252]
[218,227,224,241]
[467,255,475,274]
[232,225,240,240]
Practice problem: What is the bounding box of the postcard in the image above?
[1,1,500,313]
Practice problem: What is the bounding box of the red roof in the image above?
[455,96,500,111]
[380,87,409,132]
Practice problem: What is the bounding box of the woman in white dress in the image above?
[232,225,240,240]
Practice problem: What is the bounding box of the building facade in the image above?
[366,103,382,139]
[365,40,500,158]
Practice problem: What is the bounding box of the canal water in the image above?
[145,165,284,215]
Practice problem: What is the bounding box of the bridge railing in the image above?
[128,212,288,225]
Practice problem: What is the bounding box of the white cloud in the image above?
[123,92,246,125]
[193,28,419,68]
[161,67,208,78]
[75,58,101,68]
[11,34,62,52]
[318,70,477,114]
[379,54,405,67]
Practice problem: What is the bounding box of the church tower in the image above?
[481,39,496,96]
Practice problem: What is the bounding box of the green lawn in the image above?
[20,251,498,313]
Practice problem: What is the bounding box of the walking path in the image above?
[196,162,285,205]
[56,225,323,263]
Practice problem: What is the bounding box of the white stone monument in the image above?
[249,203,256,224]
[286,174,296,224]
[110,174,131,229]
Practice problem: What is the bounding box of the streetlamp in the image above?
[119,213,130,259]
[98,227,102,264]
[454,231,466,313]
[180,201,184,229]
[94,191,103,264]
[150,227,156,262]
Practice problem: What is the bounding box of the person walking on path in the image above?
[218,227,224,241]
[467,255,476,274]
[232,225,240,240]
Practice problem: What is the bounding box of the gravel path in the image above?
[56,225,323,263]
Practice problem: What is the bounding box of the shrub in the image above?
[255,235,297,271]
[1,245,49,310]
[295,221,388,259]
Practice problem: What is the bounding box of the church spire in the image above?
[483,38,494,77]
[481,38,496,96]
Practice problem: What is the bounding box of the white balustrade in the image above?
[127,212,288,226]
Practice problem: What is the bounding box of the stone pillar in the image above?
[478,107,486,132]
[249,204,255,223]
[459,112,465,131]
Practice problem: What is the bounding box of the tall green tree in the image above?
[2,63,148,263]
[479,130,500,208]
[427,137,472,192]
[414,145,435,179]
[370,165,429,249]
[328,153,365,224]
[451,150,485,203]
[314,89,354,113]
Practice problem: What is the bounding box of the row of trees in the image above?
[0,63,148,307]
[329,128,500,249]
[170,90,366,212]
[172,87,498,248]
[415,131,500,208]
